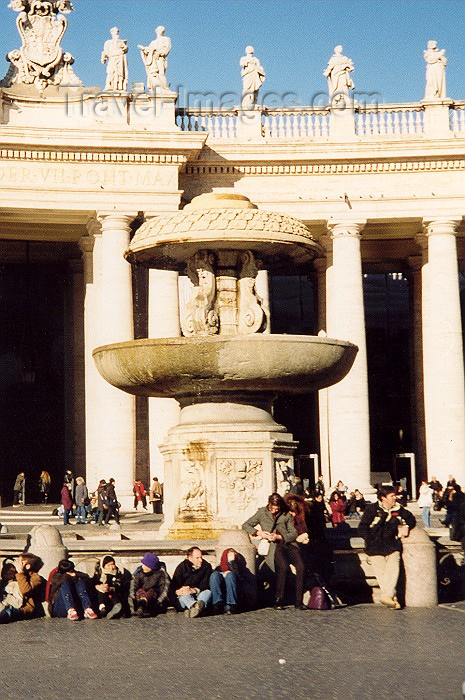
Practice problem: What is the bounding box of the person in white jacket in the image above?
[418,481,434,528]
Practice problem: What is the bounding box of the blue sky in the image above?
[0,1,463,106]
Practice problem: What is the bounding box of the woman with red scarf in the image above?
[209,548,255,615]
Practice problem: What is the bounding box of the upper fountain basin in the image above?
[126,192,321,270]
[93,334,357,400]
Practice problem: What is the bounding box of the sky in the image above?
[0,1,463,106]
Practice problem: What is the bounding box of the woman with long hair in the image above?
[329,491,346,527]
[242,492,304,609]
[39,471,51,504]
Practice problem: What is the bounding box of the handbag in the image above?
[307,586,330,610]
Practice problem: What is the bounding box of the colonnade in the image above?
[79,212,465,506]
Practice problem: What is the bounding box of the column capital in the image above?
[85,216,102,239]
[97,212,138,231]
[326,218,367,239]
[422,217,462,237]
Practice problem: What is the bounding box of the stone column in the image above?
[421,217,465,485]
[95,212,138,507]
[80,223,103,492]
[407,254,427,481]
[148,268,181,490]
[315,256,330,486]
[325,219,373,493]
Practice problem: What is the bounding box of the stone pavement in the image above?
[1,605,464,700]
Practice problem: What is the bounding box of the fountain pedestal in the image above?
[159,401,297,538]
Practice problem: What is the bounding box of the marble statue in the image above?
[1,0,81,92]
[238,251,266,334]
[138,26,172,92]
[240,46,265,109]
[101,27,129,92]
[182,251,219,337]
[323,45,354,103]
[424,40,447,100]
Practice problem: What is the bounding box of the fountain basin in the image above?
[93,334,357,401]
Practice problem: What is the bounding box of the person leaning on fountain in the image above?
[169,546,212,618]
[358,485,416,609]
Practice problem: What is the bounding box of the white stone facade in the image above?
[0,24,464,515]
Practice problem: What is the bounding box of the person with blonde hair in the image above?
[39,471,51,504]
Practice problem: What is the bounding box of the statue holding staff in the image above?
[101,27,129,92]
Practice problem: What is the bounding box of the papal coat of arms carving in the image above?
[1,0,82,93]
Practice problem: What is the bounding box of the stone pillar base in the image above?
[158,401,298,538]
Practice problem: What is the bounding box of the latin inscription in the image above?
[0,163,178,190]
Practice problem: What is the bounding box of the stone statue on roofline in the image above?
[423,40,447,100]
[323,45,355,104]
[0,0,82,93]
[240,45,265,110]
[138,26,172,93]
[101,27,129,92]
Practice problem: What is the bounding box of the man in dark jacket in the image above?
[170,546,212,617]
[359,484,416,609]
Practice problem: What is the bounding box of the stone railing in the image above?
[355,103,424,136]
[450,101,465,133]
[176,101,465,141]
[176,108,238,138]
[262,107,331,138]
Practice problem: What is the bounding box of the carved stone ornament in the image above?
[238,251,266,335]
[181,250,219,337]
[218,458,263,512]
[275,459,295,496]
[1,0,82,93]
[180,460,206,513]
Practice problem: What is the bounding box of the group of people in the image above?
[0,545,253,624]
[59,473,164,526]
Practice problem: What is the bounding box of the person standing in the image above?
[104,478,120,525]
[359,485,416,609]
[417,481,434,528]
[61,482,73,525]
[149,477,163,515]
[12,472,25,507]
[39,471,51,504]
[74,477,88,525]
[133,479,148,511]
[242,492,300,609]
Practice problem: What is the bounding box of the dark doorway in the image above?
[0,262,67,504]
[270,274,319,463]
[364,272,412,476]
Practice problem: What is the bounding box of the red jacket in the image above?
[330,499,346,524]
[61,486,73,510]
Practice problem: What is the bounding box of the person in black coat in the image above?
[359,485,415,609]
[130,552,170,617]
[170,546,212,617]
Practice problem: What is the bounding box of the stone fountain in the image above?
[93,192,357,538]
